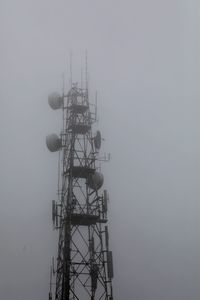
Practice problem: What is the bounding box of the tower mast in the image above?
[46,72,114,300]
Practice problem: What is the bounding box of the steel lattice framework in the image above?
[47,83,114,300]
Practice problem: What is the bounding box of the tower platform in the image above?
[70,213,107,226]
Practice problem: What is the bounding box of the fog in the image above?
[1,0,200,299]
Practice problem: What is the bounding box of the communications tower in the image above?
[46,74,114,300]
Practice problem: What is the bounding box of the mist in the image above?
[1,0,200,299]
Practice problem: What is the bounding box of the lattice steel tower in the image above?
[46,75,114,300]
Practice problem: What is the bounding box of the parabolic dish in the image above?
[48,92,63,110]
[88,172,104,190]
[94,130,101,150]
[46,134,62,152]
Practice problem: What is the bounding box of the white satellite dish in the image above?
[94,130,101,150]
[46,134,62,152]
[48,92,63,110]
[88,172,104,190]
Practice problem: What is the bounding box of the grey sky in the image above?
[1,0,200,299]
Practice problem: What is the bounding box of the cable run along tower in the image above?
[46,72,114,300]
